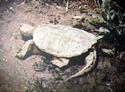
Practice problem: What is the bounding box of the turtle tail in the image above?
[64,50,97,82]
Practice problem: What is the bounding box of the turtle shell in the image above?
[33,24,97,58]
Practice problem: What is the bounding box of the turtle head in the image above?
[19,23,35,41]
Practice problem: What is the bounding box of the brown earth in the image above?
[0,1,88,91]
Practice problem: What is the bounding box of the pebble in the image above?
[10,36,14,40]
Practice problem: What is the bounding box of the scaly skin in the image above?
[65,50,97,82]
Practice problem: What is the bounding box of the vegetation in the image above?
[101,0,125,51]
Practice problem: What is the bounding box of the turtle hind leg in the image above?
[16,40,35,59]
[51,57,69,68]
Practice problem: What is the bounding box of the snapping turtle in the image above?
[16,24,101,81]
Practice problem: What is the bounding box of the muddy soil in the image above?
[0,1,125,92]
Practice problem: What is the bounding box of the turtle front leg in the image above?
[65,49,97,81]
[51,57,69,68]
[16,40,35,59]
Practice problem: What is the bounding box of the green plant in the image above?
[101,0,125,51]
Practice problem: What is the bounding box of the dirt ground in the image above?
[0,1,125,92]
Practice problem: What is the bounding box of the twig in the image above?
[94,0,101,8]
[65,0,69,12]
[84,0,89,7]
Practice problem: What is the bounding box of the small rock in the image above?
[55,67,60,72]
[10,36,14,40]
[72,16,83,19]
[102,48,113,55]
[56,6,61,9]
[9,7,13,10]
[33,61,46,71]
